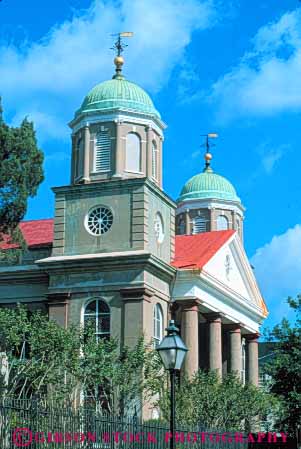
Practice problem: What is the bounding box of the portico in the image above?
[172,231,267,385]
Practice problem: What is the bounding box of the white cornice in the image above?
[173,273,263,333]
[230,235,268,315]
[200,270,265,319]
[176,199,245,216]
[37,250,149,264]
[69,111,165,136]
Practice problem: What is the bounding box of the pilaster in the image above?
[70,135,76,184]
[120,288,154,348]
[146,126,153,179]
[83,125,90,182]
[231,210,236,231]
[209,208,215,231]
[47,293,70,329]
[113,119,123,177]
[158,135,163,189]
[185,209,191,235]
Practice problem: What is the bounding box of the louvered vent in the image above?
[95,131,111,172]
[192,216,207,234]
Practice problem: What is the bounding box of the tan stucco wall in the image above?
[52,179,176,263]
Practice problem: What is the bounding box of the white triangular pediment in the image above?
[202,233,266,313]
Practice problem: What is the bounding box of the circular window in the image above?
[85,206,113,236]
[154,212,164,244]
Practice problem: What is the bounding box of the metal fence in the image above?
[0,397,248,449]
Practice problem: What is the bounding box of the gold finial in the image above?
[201,133,218,172]
[111,32,134,79]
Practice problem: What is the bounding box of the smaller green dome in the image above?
[178,169,240,203]
[76,76,160,119]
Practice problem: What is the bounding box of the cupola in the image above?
[68,37,165,188]
[176,137,245,241]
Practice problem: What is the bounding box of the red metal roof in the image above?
[0,219,54,250]
[1,220,234,268]
[171,230,235,270]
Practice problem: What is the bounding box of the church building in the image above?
[0,48,268,418]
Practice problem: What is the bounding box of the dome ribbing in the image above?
[75,77,160,119]
[178,171,240,203]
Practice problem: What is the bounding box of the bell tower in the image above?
[68,33,165,189]
[51,35,175,262]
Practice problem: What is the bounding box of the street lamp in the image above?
[156,320,188,449]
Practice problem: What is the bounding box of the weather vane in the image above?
[111,32,134,78]
[200,133,218,171]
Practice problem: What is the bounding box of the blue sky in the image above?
[1,0,300,328]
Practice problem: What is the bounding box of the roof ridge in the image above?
[21,218,54,223]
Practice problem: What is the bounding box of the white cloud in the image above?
[256,142,288,175]
[251,225,301,320]
[0,0,215,138]
[10,109,69,143]
[210,8,301,120]
[261,147,284,174]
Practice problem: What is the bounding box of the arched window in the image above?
[152,141,159,180]
[178,219,185,235]
[125,133,141,172]
[83,299,111,412]
[217,215,229,231]
[75,137,84,178]
[84,299,110,341]
[241,339,246,385]
[153,304,163,348]
[94,130,111,172]
[192,216,207,234]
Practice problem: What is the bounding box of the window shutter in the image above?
[95,131,111,172]
[192,216,207,234]
[75,137,84,178]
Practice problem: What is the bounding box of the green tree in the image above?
[0,99,44,236]
[78,327,161,414]
[264,296,301,438]
[0,306,159,414]
[156,370,274,431]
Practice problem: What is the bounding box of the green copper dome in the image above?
[76,76,160,119]
[178,169,241,203]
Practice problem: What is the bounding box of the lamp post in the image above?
[156,320,188,449]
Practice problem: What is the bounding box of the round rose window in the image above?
[85,206,113,236]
